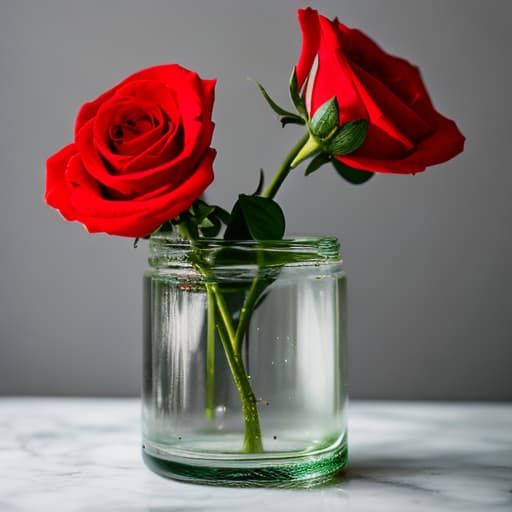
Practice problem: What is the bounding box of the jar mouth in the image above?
[148,234,341,268]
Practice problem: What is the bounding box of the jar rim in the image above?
[148,234,342,268]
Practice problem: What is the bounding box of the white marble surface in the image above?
[0,399,510,511]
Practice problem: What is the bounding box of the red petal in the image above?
[310,16,367,124]
[296,8,321,90]
[339,115,465,174]
[68,149,216,237]
[75,64,211,135]
[45,144,80,221]
[351,63,433,144]
[336,22,440,125]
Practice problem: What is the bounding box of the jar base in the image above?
[142,441,348,487]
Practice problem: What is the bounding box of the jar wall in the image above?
[142,237,348,485]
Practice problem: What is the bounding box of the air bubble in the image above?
[215,405,226,415]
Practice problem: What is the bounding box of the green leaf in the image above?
[248,76,298,118]
[332,159,374,185]
[310,97,339,138]
[305,153,331,176]
[178,216,199,239]
[289,67,307,118]
[326,119,368,156]
[280,115,306,127]
[198,217,215,229]
[200,215,222,238]
[189,200,215,223]
[224,195,285,240]
[238,194,285,240]
[224,200,251,240]
[214,206,231,226]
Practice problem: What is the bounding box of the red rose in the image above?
[45,65,216,237]
[296,8,464,174]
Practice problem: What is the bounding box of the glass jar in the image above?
[142,235,347,486]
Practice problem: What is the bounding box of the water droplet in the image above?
[284,359,288,363]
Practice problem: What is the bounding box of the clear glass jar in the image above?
[142,235,348,486]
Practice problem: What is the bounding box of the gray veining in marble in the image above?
[0,399,510,511]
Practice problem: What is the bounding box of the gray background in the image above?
[0,0,510,399]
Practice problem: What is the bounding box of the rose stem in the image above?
[262,133,309,199]
[230,133,312,358]
[207,283,264,452]
[214,311,263,453]
[233,132,312,363]
[234,277,269,354]
[205,287,216,421]
[178,221,263,452]
[212,132,319,447]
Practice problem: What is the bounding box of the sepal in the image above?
[249,76,303,123]
[289,67,307,118]
[326,120,368,156]
[310,97,339,139]
[304,153,331,176]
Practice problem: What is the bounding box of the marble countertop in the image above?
[0,399,510,511]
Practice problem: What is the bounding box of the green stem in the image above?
[262,133,309,199]
[179,220,262,450]
[205,287,216,421]
[215,314,263,453]
[178,222,262,451]
[179,128,312,450]
[210,284,237,351]
[235,132,311,370]
[234,277,269,354]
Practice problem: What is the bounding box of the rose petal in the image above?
[67,148,216,237]
[351,62,433,144]
[45,144,80,221]
[92,81,181,172]
[336,22,442,125]
[339,114,465,174]
[75,64,208,134]
[311,16,367,124]
[296,8,321,91]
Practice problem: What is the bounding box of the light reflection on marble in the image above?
[0,399,510,511]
